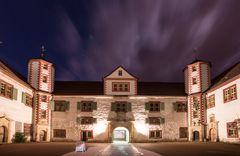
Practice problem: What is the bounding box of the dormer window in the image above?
[118,70,122,76]
[192,66,197,72]
[43,64,48,70]
[112,82,129,92]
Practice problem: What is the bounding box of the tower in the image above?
[28,52,54,141]
[184,60,211,141]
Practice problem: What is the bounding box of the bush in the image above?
[13,132,26,143]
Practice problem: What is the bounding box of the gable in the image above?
[104,66,136,80]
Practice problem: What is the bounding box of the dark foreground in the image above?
[0,142,240,156]
[134,142,240,156]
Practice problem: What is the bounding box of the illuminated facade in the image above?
[0,58,239,143]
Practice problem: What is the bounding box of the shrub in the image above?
[13,132,26,143]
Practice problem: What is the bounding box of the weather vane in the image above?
[41,45,46,58]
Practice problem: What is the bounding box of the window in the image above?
[54,100,69,112]
[41,95,47,102]
[77,117,96,125]
[116,102,127,112]
[25,94,33,107]
[149,130,162,139]
[207,95,215,109]
[179,127,188,138]
[209,114,215,122]
[53,129,66,138]
[40,109,47,119]
[0,80,13,99]
[81,130,93,139]
[223,84,237,103]
[145,101,165,112]
[112,82,129,92]
[192,77,197,85]
[43,64,48,70]
[42,75,47,83]
[227,122,238,138]
[193,97,199,110]
[192,66,197,72]
[174,102,187,112]
[111,102,131,112]
[149,117,161,125]
[193,111,198,118]
[118,70,122,76]
[82,101,93,112]
[24,123,32,136]
[15,121,22,132]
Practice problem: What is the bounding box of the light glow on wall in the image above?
[134,121,148,135]
[94,120,108,135]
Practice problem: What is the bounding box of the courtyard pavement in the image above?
[0,142,240,156]
[63,143,161,156]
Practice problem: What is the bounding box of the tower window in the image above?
[192,66,197,72]
[192,78,197,85]
[118,70,122,76]
[42,76,47,83]
[43,64,48,70]
[40,110,47,119]
[41,95,47,102]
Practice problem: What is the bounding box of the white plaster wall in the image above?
[184,69,189,94]
[30,62,39,90]
[52,95,187,142]
[201,64,209,92]
[105,80,136,95]
[207,78,240,142]
[0,71,33,141]
[41,82,48,92]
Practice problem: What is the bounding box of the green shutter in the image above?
[145,118,149,123]
[77,102,82,111]
[160,118,165,124]
[12,88,18,100]
[76,117,81,124]
[173,102,177,111]
[111,102,116,111]
[50,100,55,111]
[93,118,97,123]
[92,102,97,110]
[65,101,70,111]
[21,92,26,104]
[127,102,132,112]
[145,102,150,110]
[160,102,165,111]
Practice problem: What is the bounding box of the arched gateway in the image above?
[113,127,129,143]
[0,126,8,143]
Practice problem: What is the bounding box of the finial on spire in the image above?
[40,45,46,58]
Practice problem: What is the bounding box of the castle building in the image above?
[0,57,239,143]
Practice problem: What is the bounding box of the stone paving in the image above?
[63,143,161,156]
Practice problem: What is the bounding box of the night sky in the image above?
[0,0,240,82]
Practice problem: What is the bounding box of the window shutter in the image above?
[93,118,97,123]
[65,101,70,111]
[76,117,81,124]
[145,118,149,123]
[12,88,18,100]
[173,102,177,111]
[77,102,82,111]
[127,102,132,112]
[50,100,55,111]
[111,102,116,111]
[22,92,26,104]
[160,102,165,111]
[92,102,97,110]
[160,117,165,124]
[145,102,150,110]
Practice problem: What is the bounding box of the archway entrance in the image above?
[193,131,199,141]
[112,127,129,143]
[0,126,8,143]
[39,130,47,141]
[209,128,217,142]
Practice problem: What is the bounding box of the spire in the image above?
[40,45,46,58]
